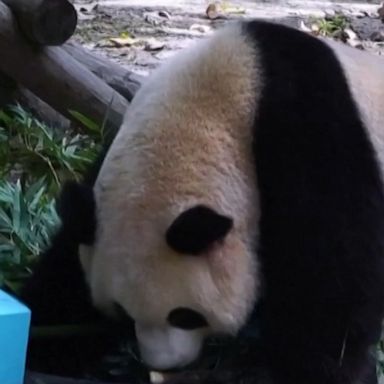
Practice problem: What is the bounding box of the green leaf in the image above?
[11,180,22,233]
[68,110,100,133]
[0,110,12,126]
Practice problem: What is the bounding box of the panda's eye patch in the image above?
[167,307,208,330]
[166,205,233,255]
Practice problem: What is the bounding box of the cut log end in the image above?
[32,0,78,46]
[3,0,78,46]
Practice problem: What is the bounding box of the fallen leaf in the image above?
[109,36,138,47]
[221,2,246,14]
[119,31,134,39]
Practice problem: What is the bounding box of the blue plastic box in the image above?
[0,290,30,384]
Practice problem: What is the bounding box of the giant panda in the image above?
[21,19,384,384]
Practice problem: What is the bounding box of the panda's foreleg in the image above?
[19,181,100,326]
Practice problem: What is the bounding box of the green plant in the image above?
[0,104,104,294]
[313,15,349,37]
[0,104,102,195]
[0,178,60,293]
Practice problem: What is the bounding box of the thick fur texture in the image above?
[245,21,384,384]
[79,22,262,370]
[21,19,384,384]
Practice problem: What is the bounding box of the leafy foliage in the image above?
[311,15,349,37]
[0,104,102,195]
[0,105,102,294]
[0,179,60,292]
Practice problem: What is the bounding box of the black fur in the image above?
[19,143,112,325]
[167,307,209,330]
[20,20,384,384]
[243,20,384,384]
[57,181,96,245]
[166,205,233,255]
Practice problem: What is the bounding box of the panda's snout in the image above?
[135,322,206,370]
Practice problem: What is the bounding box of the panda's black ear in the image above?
[166,205,233,255]
[57,181,96,245]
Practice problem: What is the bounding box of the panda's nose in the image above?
[167,307,208,330]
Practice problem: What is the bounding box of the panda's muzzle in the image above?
[112,303,209,370]
[135,321,207,371]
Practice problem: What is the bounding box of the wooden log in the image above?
[16,87,70,129]
[2,0,77,46]
[0,1,128,132]
[63,42,144,102]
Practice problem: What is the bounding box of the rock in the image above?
[370,30,384,41]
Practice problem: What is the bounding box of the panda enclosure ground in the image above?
[0,0,384,383]
[73,0,384,77]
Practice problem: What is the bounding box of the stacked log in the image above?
[0,0,142,132]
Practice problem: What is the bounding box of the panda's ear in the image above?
[57,181,96,245]
[166,205,233,255]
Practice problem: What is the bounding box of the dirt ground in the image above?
[72,0,384,77]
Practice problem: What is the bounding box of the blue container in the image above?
[0,290,31,384]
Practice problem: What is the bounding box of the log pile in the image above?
[0,0,143,132]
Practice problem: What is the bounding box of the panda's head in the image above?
[79,22,261,371]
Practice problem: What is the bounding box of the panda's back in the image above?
[324,38,384,173]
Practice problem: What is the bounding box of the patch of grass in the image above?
[312,14,349,37]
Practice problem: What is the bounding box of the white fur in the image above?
[135,323,208,369]
[80,21,263,369]
[79,23,384,371]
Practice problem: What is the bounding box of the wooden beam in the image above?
[16,87,71,130]
[0,1,128,131]
[2,0,77,46]
[63,42,143,102]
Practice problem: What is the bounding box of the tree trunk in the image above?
[2,0,77,46]
[16,87,71,130]
[63,42,143,102]
[0,1,128,132]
